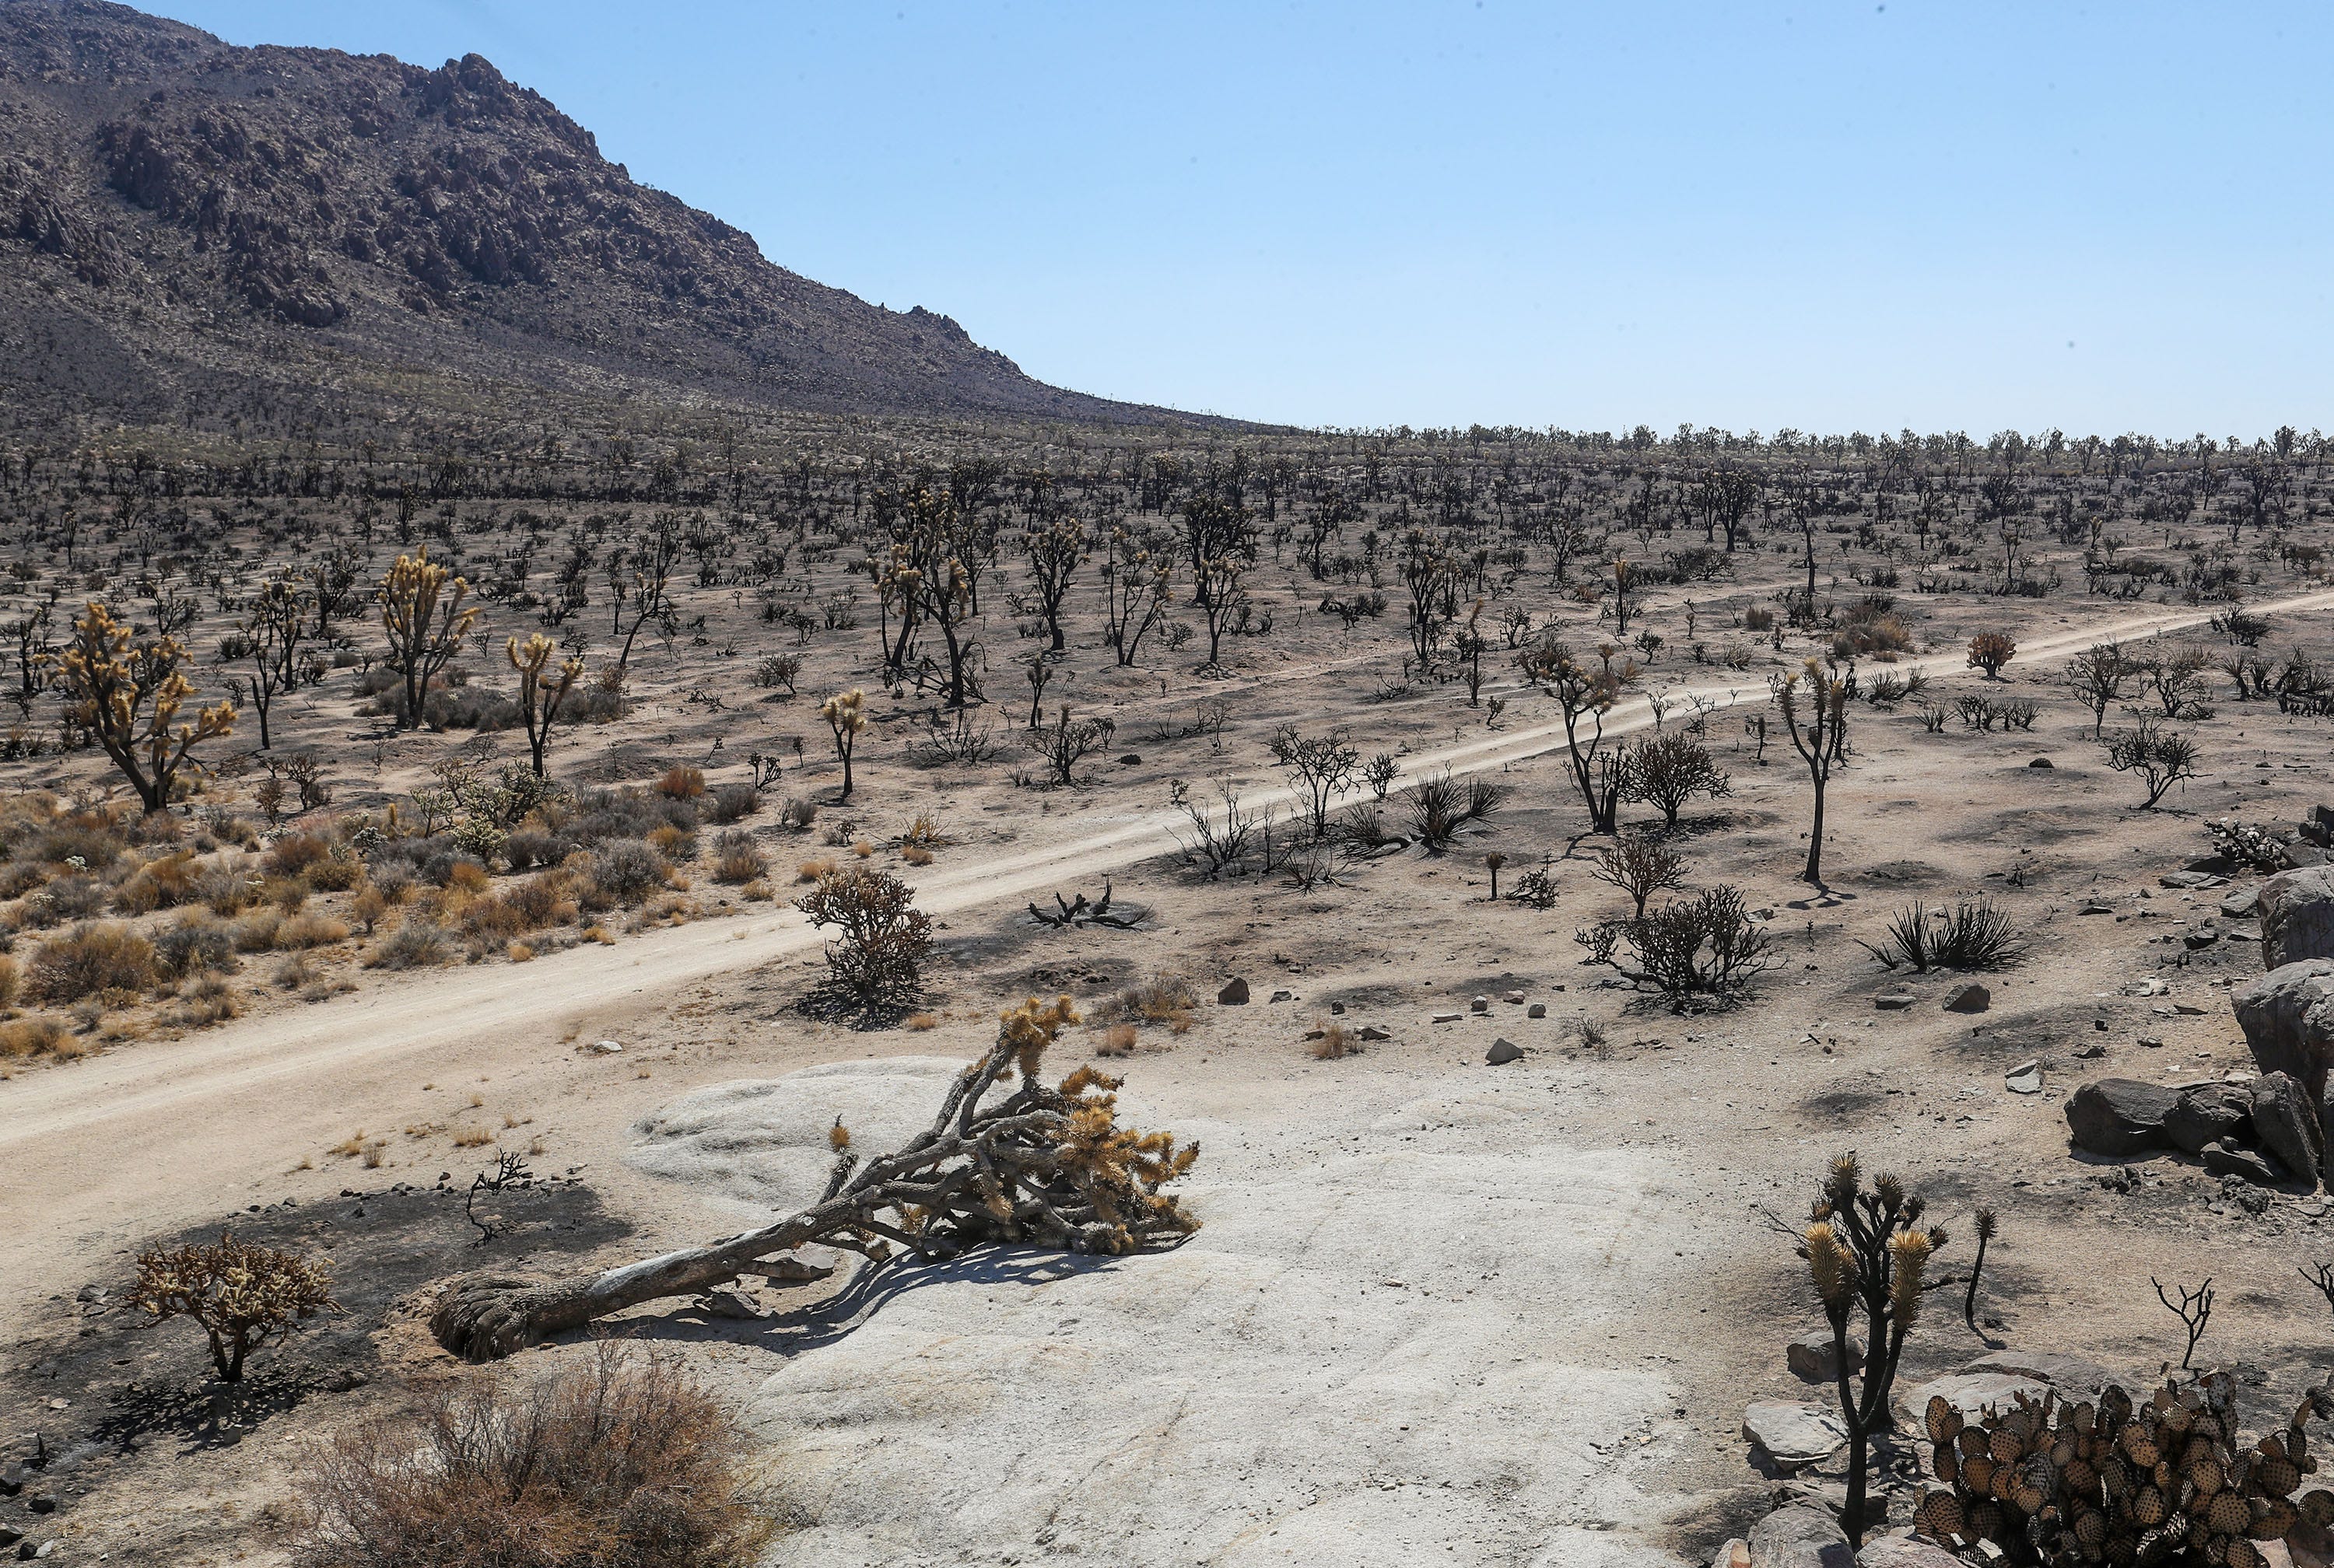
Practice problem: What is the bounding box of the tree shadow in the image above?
[89,1361,335,1454]
[587,1245,1148,1360]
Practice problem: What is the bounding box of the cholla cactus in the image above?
[1914,1373,2334,1566]
[131,1230,337,1383]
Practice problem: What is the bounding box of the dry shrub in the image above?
[114,849,203,914]
[305,854,364,893]
[349,886,390,935]
[451,1125,496,1149]
[899,842,934,866]
[0,953,16,1009]
[794,856,836,884]
[264,831,335,880]
[233,910,286,952]
[291,1343,766,1568]
[900,813,954,848]
[1310,1023,1358,1060]
[0,1015,70,1058]
[652,765,706,801]
[1102,973,1197,1034]
[741,878,773,902]
[278,912,351,950]
[173,974,243,1028]
[32,922,158,1002]
[710,831,767,885]
[507,942,535,963]
[446,859,493,895]
[905,1010,940,1031]
[1096,1021,1139,1057]
[367,917,450,971]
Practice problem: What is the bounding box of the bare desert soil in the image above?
[4,436,2334,1566]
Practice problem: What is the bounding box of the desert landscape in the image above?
[4,3,2334,1566]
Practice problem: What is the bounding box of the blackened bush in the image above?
[1575,885,1775,1005]
[291,1342,766,1568]
[1403,772,1467,851]
[587,839,669,905]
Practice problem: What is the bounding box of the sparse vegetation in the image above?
[293,1342,768,1568]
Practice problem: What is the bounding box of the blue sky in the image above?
[145,2,2334,435]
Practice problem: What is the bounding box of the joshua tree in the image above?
[429,996,1200,1360]
[1798,1154,1944,1549]
[821,688,867,799]
[506,632,583,779]
[1518,635,1635,833]
[377,549,478,731]
[1100,528,1173,667]
[1022,513,1089,652]
[57,600,234,812]
[1772,658,1850,884]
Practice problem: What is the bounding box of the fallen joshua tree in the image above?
[430,996,1200,1360]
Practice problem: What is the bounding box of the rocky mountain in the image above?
[0,0,1211,430]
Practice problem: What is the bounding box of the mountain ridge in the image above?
[0,0,1228,432]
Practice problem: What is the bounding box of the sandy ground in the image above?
[9,583,2334,1564]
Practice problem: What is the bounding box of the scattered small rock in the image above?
[1269,989,1294,1003]
[1526,1003,1547,1019]
[587,1039,624,1055]
[1747,1500,1852,1565]
[1786,1333,1864,1383]
[1470,995,1490,1013]
[1358,1025,1391,1041]
[1873,993,1915,1012]
[1740,1402,1848,1471]
[2027,757,2054,769]
[2005,1061,2043,1094]
[1218,978,1250,1006]
[2202,1139,2286,1187]
[1943,983,1990,1014]
[1486,1038,1523,1066]
[1432,1012,1463,1024]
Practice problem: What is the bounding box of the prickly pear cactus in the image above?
[1912,1372,2334,1566]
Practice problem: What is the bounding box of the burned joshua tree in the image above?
[430,996,1200,1359]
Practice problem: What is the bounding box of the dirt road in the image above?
[2,589,2327,1292]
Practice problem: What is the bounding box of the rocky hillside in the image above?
[0,0,1207,429]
